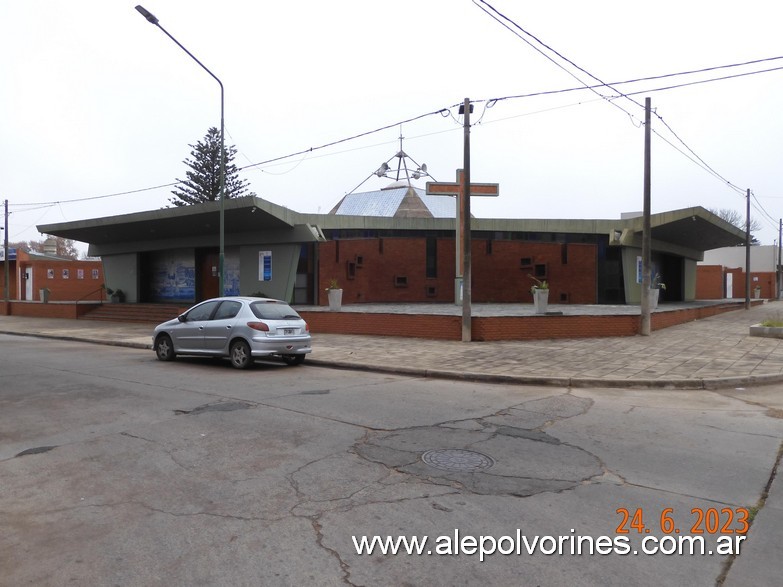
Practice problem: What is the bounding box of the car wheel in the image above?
[282,354,306,366]
[230,340,252,369]
[155,335,176,362]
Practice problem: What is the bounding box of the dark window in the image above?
[561,244,568,265]
[185,300,221,321]
[534,264,547,278]
[214,300,241,320]
[520,257,532,267]
[426,286,437,297]
[486,239,493,255]
[426,237,437,278]
[250,301,301,320]
[395,276,408,287]
[347,261,356,280]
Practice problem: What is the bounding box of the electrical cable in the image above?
[14,183,177,207]
[237,107,450,172]
[473,0,773,207]
[9,58,780,210]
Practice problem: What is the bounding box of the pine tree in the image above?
[169,127,255,207]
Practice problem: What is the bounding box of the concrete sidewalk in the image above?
[3,300,783,389]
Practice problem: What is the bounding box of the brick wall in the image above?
[300,300,756,341]
[318,238,597,305]
[751,272,777,298]
[2,299,759,339]
[16,257,104,302]
[696,265,724,299]
[1,301,97,319]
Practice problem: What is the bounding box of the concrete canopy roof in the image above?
[38,196,311,247]
[642,209,747,251]
[39,196,745,260]
[298,205,746,255]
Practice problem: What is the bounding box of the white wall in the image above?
[700,245,779,271]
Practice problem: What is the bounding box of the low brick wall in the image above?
[471,314,639,341]
[1,301,100,319]
[1,300,760,341]
[300,301,759,341]
[300,311,462,340]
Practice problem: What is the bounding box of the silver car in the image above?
[152,297,312,369]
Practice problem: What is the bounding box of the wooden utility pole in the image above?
[3,199,9,302]
[640,98,652,335]
[462,98,472,342]
[426,99,498,340]
[745,188,751,309]
[778,219,781,299]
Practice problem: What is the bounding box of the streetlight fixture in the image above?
[134,5,226,295]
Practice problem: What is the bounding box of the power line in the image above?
[473,0,772,205]
[752,192,778,226]
[12,183,177,207]
[488,61,783,104]
[472,0,640,122]
[237,107,450,172]
[10,59,781,210]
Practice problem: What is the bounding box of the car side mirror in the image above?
[178,314,187,323]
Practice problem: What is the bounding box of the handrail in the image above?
[76,286,107,304]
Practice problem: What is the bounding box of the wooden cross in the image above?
[426,169,499,286]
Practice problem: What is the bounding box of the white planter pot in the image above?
[650,288,659,309]
[533,289,549,314]
[327,288,343,311]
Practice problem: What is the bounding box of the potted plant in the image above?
[529,275,549,314]
[325,278,342,311]
[105,287,125,303]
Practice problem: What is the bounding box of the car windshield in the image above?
[250,301,301,321]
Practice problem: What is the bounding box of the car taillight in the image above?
[304,322,309,333]
[247,321,269,332]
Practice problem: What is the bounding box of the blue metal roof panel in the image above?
[333,188,406,216]
[333,187,457,218]
[419,192,456,218]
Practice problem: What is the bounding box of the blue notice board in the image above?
[259,251,272,281]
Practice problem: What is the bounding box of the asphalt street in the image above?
[1,334,781,586]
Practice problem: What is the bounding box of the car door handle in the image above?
[226,325,232,329]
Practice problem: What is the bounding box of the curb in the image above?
[305,359,783,390]
[0,330,152,351]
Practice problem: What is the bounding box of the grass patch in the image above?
[760,311,783,327]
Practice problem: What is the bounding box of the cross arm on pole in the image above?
[425,169,499,198]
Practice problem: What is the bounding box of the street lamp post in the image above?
[135,5,226,295]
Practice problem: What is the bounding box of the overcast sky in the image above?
[2,1,782,252]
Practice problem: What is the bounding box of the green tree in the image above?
[169,127,255,207]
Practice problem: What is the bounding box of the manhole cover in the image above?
[421,449,495,472]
